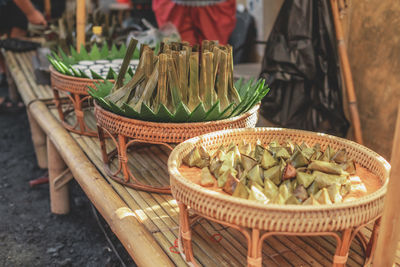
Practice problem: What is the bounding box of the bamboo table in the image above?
[4,48,400,266]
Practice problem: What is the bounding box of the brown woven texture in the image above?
[50,67,114,136]
[169,128,390,233]
[50,67,112,95]
[94,101,260,143]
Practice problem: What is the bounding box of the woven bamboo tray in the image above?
[168,127,390,267]
[94,101,260,194]
[50,67,114,136]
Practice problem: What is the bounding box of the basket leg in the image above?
[364,217,381,265]
[74,93,86,133]
[27,111,47,169]
[47,137,70,214]
[333,228,352,267]
[178,202,195,264]
[248,229,262,267]
[52,89,65,122]
[118,134,130,182]
[97,125,109,164]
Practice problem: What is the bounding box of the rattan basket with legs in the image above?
[50,67,113,136]
[168,128,390,267]
[94,102,260,194]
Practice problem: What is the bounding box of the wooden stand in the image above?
[27,110,48,169]
[28,100,174,266]
[47,137,70,214]
[52,88,98,136]
[3,59,19,102]
[373,104,400,266]
[94,101,259,195]
[97,125,173,194]
[178,202,381,267]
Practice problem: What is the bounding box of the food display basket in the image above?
[50,66,113,136]
[168,127,390,267]
[94,101,260,194]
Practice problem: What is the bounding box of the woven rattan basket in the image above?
[50,67,113,136]
[94,101,260,193]
[168,127,390,266]
[94,101,260,143]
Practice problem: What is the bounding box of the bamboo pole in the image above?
[76,0,86,52]
[3,51,36,104]
[47,137,70,214]
[4,59,19,102]
[44,0,51,19]
[27,111,47,169]
[330,0,363,144]
[29,101,175,267]
[373,104,400,266]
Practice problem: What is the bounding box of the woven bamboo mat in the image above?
[52,108,398,267]
[2,50,56,100]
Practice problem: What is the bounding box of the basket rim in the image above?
[50,65,114,83]
[168,127,390,212]
[94,99,260,127]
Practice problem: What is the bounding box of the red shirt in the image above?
[152,0,236,45]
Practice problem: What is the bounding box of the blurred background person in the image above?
[152,0,236,45]
[0,0,47,111]
[0,0,47,38]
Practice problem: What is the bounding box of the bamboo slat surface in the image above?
[4,49,400,266]
[1,50,56,101]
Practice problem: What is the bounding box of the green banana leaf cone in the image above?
[89,39,270,123]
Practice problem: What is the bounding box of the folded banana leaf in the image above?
[313,171,347,189]
[278,183,291,201]
[308,160,348,175]
[239,141,252,156]
[293,185,308,202]
[285,195,301,205]
[314,188,333,204]
[248,184,270,204]
[302,195,320,205]
[223,174,239,194]
[307,181,319,195]
[271,193,286,204]
[241,154,257,171]
[296,171,315,188]
[201,167,216,187]
[327,184,342,203]
[263,165,281,185]
[218,168,237,188]
[247,165,263,186]
[290,150,309,168]
[263,178,278,199]
[261,149,278,169]
[182,146,209,168]
[48,42,139,80]
[232,182,250,199]
[91,77,268,123]
[218,150,235,177]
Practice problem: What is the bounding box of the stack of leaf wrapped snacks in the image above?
[183,140,359,205]
[88,39,270,123]
[48,42,140,80]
